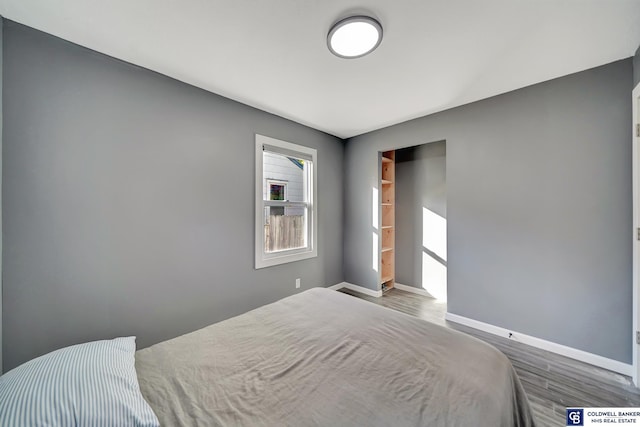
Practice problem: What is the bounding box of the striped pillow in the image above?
[0,336,159,427]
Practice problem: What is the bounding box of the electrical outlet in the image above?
[295,278,301,289]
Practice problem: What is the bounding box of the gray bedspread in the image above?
[136,288,535,426]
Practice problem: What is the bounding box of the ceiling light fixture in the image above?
[327,16,383,59]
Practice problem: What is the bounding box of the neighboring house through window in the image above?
[255,134,317,269]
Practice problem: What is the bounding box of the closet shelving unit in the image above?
[380,150,395,293]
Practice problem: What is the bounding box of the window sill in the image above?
[255,248,318,269]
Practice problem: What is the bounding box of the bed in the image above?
[135,288,535,426]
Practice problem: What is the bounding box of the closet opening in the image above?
[378,140,447,302]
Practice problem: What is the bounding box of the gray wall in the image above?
[634,45,640,88]
[0,16,3,373]
[344,59,633,363]
[395,141,446,290]
[2,21,344,371]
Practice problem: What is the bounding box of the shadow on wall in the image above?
[422,207,447,301]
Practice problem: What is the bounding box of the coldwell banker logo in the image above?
[566,408,584,426]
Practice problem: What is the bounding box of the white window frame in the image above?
[255,134,317,269]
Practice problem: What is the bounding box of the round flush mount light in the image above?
[327,16,383,59]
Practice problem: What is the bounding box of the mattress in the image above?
[135,287,535,426]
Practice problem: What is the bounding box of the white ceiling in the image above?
[1,1,639,139]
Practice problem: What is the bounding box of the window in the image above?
[267,180,287,216]
[255,134,317,268]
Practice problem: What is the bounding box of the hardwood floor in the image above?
[337,287,640,427]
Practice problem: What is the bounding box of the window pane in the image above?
[263,206,307,253]
[263,151,307,203]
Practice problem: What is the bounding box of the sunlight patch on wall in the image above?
[422,207,446,261]
[422,252,447,301]
[372,187,379,272]
[372,187,378,230]
[422,207,447,301]
[373,232,379,272]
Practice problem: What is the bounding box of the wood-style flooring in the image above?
[337,287,640,427]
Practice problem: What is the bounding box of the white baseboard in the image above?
[445,312,633,377]
[328,282,382,298]
[393,282,435,298]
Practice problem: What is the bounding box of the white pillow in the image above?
[0,336,159,427]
